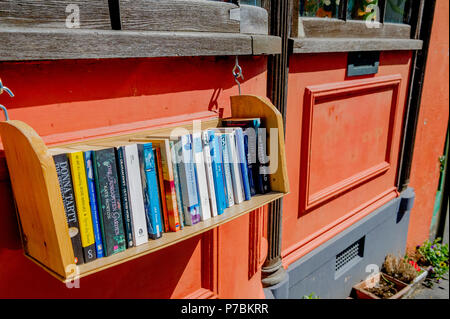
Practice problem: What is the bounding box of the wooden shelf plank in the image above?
[0,27,281,61]
[72,192,284,281]
[291,37,423,54]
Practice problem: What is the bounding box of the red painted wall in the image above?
[282,51,412,266]
[407,0,449,250]
[0,56,268,298]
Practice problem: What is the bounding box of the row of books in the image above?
[53,117,271,265]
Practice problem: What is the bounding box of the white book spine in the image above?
[227,132,244,204]
[202,131,218,217]
[124,144,149,246]
[193,132,212,221]
[220,133,235,207]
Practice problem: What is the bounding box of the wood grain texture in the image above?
[298,18,411,39]
[0,27,282,60]
[0,27,253,60]
[292,38,423,54]
[0,120,74,279]
[240,4,268,35]
[1,95,289,282]
[230,95,290,194]
[0,0,111,29]
[118,0,239,33]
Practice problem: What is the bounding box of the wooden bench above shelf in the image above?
[0,95,289,283]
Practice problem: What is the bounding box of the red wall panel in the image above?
[0,56,268,298]
[282,51,412,266]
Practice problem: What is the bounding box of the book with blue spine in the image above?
[178,134,201,225]
[221,118,268,194]
[234,128,252,201]
[207,130,226,215]
[83,150,104,258]
[201,130,218,217]
[137,143,163,240]
[218,132,235,207]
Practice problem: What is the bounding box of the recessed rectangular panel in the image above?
[300,75,401,211]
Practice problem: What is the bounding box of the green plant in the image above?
[416,238,449,281]
[302,292,319,299]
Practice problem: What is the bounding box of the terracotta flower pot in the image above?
[353,273,411,299]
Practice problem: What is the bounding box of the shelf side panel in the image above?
[0,120,74,279]
[230,95,290,194]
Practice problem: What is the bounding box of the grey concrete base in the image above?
[267,188,415,299]
[263,272,289,299]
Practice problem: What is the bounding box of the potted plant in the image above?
[352,271,410,299]
[411,238,449,287]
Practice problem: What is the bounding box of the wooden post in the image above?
[262,0,291,288]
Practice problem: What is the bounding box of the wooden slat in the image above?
[0,0,111,29]
[0,27,254,61]
[118,0,239,33]
[251,35,282,55]
[298,17,411,39]
[292,38,423,54]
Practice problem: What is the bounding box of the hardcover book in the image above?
[116,146,134,248]
[137,143,163,239]
[68,151,97,263]
[83,150,104,258]
[123,144,149,246]
[53,153,85,265]
[154,147,169,233]
[207,130,227,215]
[92,148,126,256]
[192,132,212,221]
[201,130,218,217]
[178,134,201,225]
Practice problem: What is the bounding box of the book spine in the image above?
[53,154,84,265]
[155,147,169,233]
[123,144,149,246]
[202,131,218,217]
[178,135,201,225]
[68,151,97,263]
[142,143,163,239]
[207,130,226,215]
[221,119,261,195]
[170,140,185,229]
[219,133,235,207]
[193,132,212,221]
[234,128,251,201]
[257,128,271,194]
[116,147,134,248]
[243,132,256,196]
[93,148,126,256]
[226,132,244,204]
[83,151,104,258]
[157,140,181,232]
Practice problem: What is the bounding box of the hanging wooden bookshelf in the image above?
[0,95,289,283]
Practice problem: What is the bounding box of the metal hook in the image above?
[0,78,14,121]
[232,56,244,95]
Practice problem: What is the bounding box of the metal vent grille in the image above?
[335,238,364,272]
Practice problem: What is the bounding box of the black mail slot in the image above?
[347,51,380,77]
